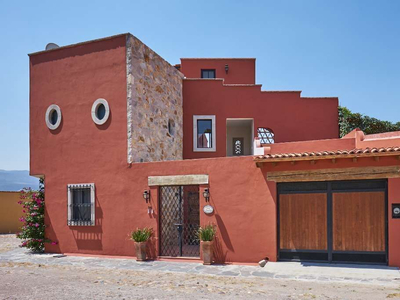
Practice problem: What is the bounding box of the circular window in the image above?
[91,98,110,125]
[168,119,175,136]
[45,104,62,130]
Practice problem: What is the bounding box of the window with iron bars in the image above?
[67,183,95,226]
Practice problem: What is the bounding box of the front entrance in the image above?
[278,180,387,264]
[159,185,200,257]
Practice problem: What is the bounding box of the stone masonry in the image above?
[126,34,184,163]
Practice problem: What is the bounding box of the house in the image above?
[29,33,400,266]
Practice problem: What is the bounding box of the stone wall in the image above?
[126,35,183,163]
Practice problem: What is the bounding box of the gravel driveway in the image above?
[1,234,400,300]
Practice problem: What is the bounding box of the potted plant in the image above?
[130,227,153,261]
[198,224,216,265]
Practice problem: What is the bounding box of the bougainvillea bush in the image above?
[16,179,56,252]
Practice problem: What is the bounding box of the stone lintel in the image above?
[148,175,209,186]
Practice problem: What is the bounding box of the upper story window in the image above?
[67,183,95,226]
[201,69,216,79]
[257,127,275,144]
[193,115,216,152]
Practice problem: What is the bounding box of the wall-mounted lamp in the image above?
[143,190,150,203]
[225,64,229,74]
[203,188,210,202]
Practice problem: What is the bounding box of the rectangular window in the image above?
[67,183,95,226]
[201,69,216,79]
[193,115,216,152]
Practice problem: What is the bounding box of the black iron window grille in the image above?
[67,183,95,226]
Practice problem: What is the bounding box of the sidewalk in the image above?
[1,246,399,287]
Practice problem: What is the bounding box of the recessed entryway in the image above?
[226,119,254,156]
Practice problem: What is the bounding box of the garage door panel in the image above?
[333,191,385,252]
[279,193,327,250]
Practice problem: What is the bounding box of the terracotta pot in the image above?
[135,242,147,261]
[201,241,214,265]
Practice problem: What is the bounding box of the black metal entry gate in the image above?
[159,185,200,257]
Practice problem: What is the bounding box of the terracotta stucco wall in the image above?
[30,35,128,177]
[389,178,400,267]
[43,156,277,263]
[127,35,184,163]
[183,80,339,159]
[180,58,256,84]
[0,192,22,233]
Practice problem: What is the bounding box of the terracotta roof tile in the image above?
[254,146,400,161]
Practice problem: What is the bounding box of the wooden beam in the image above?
[267,166,400,183]
[254,151,400,163]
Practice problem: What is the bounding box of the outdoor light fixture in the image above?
[143,190,150,203]
[203,188,210,202]
[225,64,229,73]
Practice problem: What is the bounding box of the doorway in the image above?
[226,119,253,156]
[159,185,200,257]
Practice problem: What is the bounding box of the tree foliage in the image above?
[339,106,400,138]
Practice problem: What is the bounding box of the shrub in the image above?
[198,224,216,242]
[130,227,153,242]
[16,179,56,252]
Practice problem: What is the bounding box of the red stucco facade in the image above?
[29,33,400,266]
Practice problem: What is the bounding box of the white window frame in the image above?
[193,115,216,152]
[67,183,95,226]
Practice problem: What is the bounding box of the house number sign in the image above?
[203,205,214,215]
[393,204,400,219]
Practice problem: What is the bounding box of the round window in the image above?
[45,104,62,130]
[91,98,110,125]
[168,119,175,136]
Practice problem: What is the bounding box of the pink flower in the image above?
[35,223,39,227]
[51,241,58,245]
[19,218,25,222]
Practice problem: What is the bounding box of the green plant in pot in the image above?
[198,224,216,265]
[130,227,152,261]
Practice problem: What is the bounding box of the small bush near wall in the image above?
[16,179,56,252]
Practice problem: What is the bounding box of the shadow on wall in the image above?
[214,214,234,263]
[71,197,103,251]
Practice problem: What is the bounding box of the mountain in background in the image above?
[0,170,39,191]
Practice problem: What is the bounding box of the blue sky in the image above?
[0,0,399,170]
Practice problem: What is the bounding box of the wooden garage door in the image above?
[279,193,327,250]
[333,192,385,252]
[278,180,387,264]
